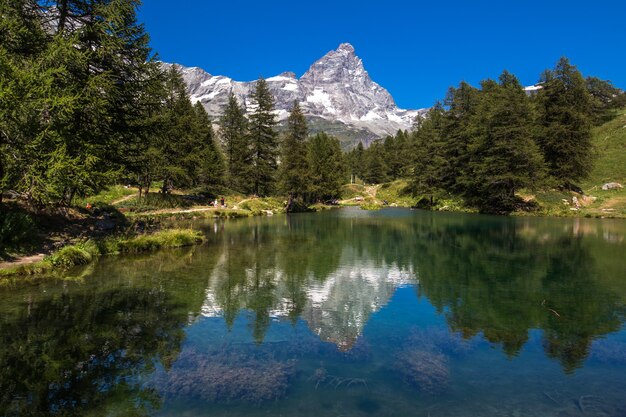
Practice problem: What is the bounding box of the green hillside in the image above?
[584,109,626,189]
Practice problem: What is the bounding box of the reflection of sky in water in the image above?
[1,208,625,416]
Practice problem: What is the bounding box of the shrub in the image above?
[0,209,37,247]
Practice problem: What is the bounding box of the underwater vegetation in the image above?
[406,327,478,357]
[150,348,296,404]
[389,327,474,394]
[393,349,449,394]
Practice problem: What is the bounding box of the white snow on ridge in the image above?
[282,83,298,91]
[164,43,429,140]
[267,75,295,82]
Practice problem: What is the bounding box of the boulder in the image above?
[602,182,623,191]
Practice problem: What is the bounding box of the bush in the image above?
[0,208,37,248]
[47,244,96,267]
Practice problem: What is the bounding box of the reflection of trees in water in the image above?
[412,216,626,372]
[2,211,624,415]
[207,214,419,346]
[0,248,217,417]
[204,212,625,371]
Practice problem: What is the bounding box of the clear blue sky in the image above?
[139,0,626,109]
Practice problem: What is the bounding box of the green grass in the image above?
[236,197,286,215]
[359,202,382,210]
[128,208,251,220]
[340,184,367,200]
[117,193,196,212]
[0,229,204,278]
[376,180,418,207]
[520,110,626,218]
[74,185,137,208]
[583,109,626,190]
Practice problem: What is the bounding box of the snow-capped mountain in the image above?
[163,43,426,146]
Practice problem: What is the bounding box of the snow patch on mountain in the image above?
[163,43,427,143]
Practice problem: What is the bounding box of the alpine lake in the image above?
[1,207,625,417]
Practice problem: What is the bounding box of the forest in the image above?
[1,0,625,217]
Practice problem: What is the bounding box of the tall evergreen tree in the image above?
[219,93,251,193]
[362,141,389,184]
[460,72,545,213]
[412,103,447,198]
[307,133,344,201]
[440,81,480,193]
[278,101,309,201]
[153,66,200,192]
[248,77,278,196]
[1,0,161,205]
[346,142,365,183]
[193,102,225,189]
[536,57,594,188]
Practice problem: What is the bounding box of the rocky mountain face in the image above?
[163,43,426,147]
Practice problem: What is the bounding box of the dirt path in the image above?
[111,193,137,205]
[132,206,228,216]
[0,253,46,270]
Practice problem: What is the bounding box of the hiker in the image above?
[220,197,225,207]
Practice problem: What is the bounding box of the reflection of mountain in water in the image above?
[195,210,626,369]
[1,210,625,415]
[201,243,415,349]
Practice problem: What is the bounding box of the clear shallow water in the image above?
[1,208,626,417]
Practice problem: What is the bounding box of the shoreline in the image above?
[2,198,624,280]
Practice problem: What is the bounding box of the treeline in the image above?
[2,1,625,214]
[0,0,226,206]
[220,91,345,204]
[0,0,347,208]
[347,59,625,213]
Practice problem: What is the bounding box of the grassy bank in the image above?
[0,229,203,279]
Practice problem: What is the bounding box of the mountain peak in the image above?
[336,42,355,54]
[168,44,427,147]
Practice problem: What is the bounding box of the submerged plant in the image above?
[150,348,296,404]
[394,349,449,394]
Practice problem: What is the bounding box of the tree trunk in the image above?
[57,0,68,33]
[68,187,76,207]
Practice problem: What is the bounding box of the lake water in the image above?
[1,208,625,417]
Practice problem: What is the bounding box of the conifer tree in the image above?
[248,78,278,196]
[440,81,480,193]
[413,103,447,197]
[194,102,225,189]
[220,93,251,193]
[153,66,200,192]
[278,101,310,201]
[346,142,365,183]
[461,72,545,213]
[536,57,594,189]
[307,133,344,201]
[362,141,389,184]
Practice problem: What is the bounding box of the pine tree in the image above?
[153,66,200,192]
[1,0,161,205]
[536,57,594,189]
[362,141,389,184]
[440,81,480,193]
[193,102,225,189]
[412,103,447,198]
[460,72,546,213]
[220,93,251,193]
[278,101,310,201]
[248,77,278,196]
[307,133,344,201]
[346,142,365,183]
